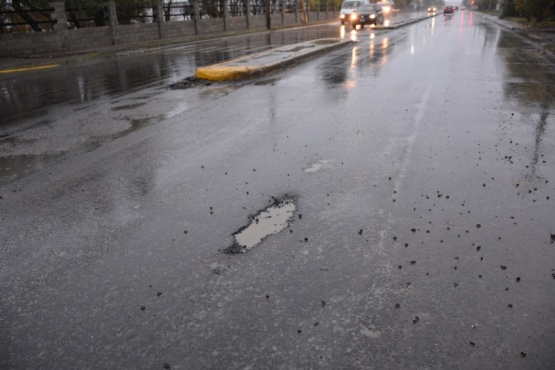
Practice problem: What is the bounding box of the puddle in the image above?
[0,153,61,185]
[304,159,330,173]
[254,77,281,86]
[360,327,382,338]
[224,197,296,254]
[112,102,147,111]
[0,115,164,185]
[199,85,240,98]
[313,39,339,45]
[280,45,315,53]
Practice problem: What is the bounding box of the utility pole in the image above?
[266,0,271,28]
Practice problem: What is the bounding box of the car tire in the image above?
[351,22,357,28]
[341,20,344,25]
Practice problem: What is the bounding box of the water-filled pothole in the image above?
[224,197,296,254]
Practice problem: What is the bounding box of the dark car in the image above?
[351,4,385,28]
[444,5,455,13]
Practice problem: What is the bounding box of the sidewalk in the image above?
[480,12,555,53]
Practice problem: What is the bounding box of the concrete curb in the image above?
[196,38,354,81]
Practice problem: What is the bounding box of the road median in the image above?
[196,38,354,81]
[196,13,438,81]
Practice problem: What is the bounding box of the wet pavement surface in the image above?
[0,14,430,186]
[1,11,555,369]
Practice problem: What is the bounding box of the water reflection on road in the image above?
[0,11,430,127]
[4,11,549,187]
[0,25,344,126]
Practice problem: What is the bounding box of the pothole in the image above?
[304,159,330,173]
[224,197,296,254]
[169,76,213,89]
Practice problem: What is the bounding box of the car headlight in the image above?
[370,14,376,19]
[340,14,345,19]
[350,14,358,20]
[382,6,390,12]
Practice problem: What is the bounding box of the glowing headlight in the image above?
[382,6,390,13]
[340,14,345,19]
[370,14,376,18]
[350,14,358,20]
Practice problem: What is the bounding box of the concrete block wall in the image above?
[270,14,283,26]
[0,32,62,57]
[59,27,112,52]
[250,15,267,29]
[316,11,337,21]
[0,10,335,57]
[197,19,225,35]
[227,17,248,32]
[284,14,297,25]
[161,21,196,39]
[112,23,159,45]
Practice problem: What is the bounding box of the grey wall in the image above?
[0,11,337,57]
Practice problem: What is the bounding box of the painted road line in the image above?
[0,64,60,74]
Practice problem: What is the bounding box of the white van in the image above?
[339,0,370,25]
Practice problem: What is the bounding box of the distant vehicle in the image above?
[351,4,385,27]
[427,6,437,13]
[444,5,455,13]
[460,6,466,10]
[377,1,395,15]
[340,0,369,25]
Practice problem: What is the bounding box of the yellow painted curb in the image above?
[196,65,261,81]
[0,64,59,74]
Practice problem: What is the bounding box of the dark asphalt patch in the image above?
[254,77,281,86]
[112,102,147,111]
[223,196,296,254]
[169,76,213,89]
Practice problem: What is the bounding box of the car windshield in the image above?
[358,5,377,11]
[341,1,363,9]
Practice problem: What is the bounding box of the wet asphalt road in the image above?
[1,11,555,369]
